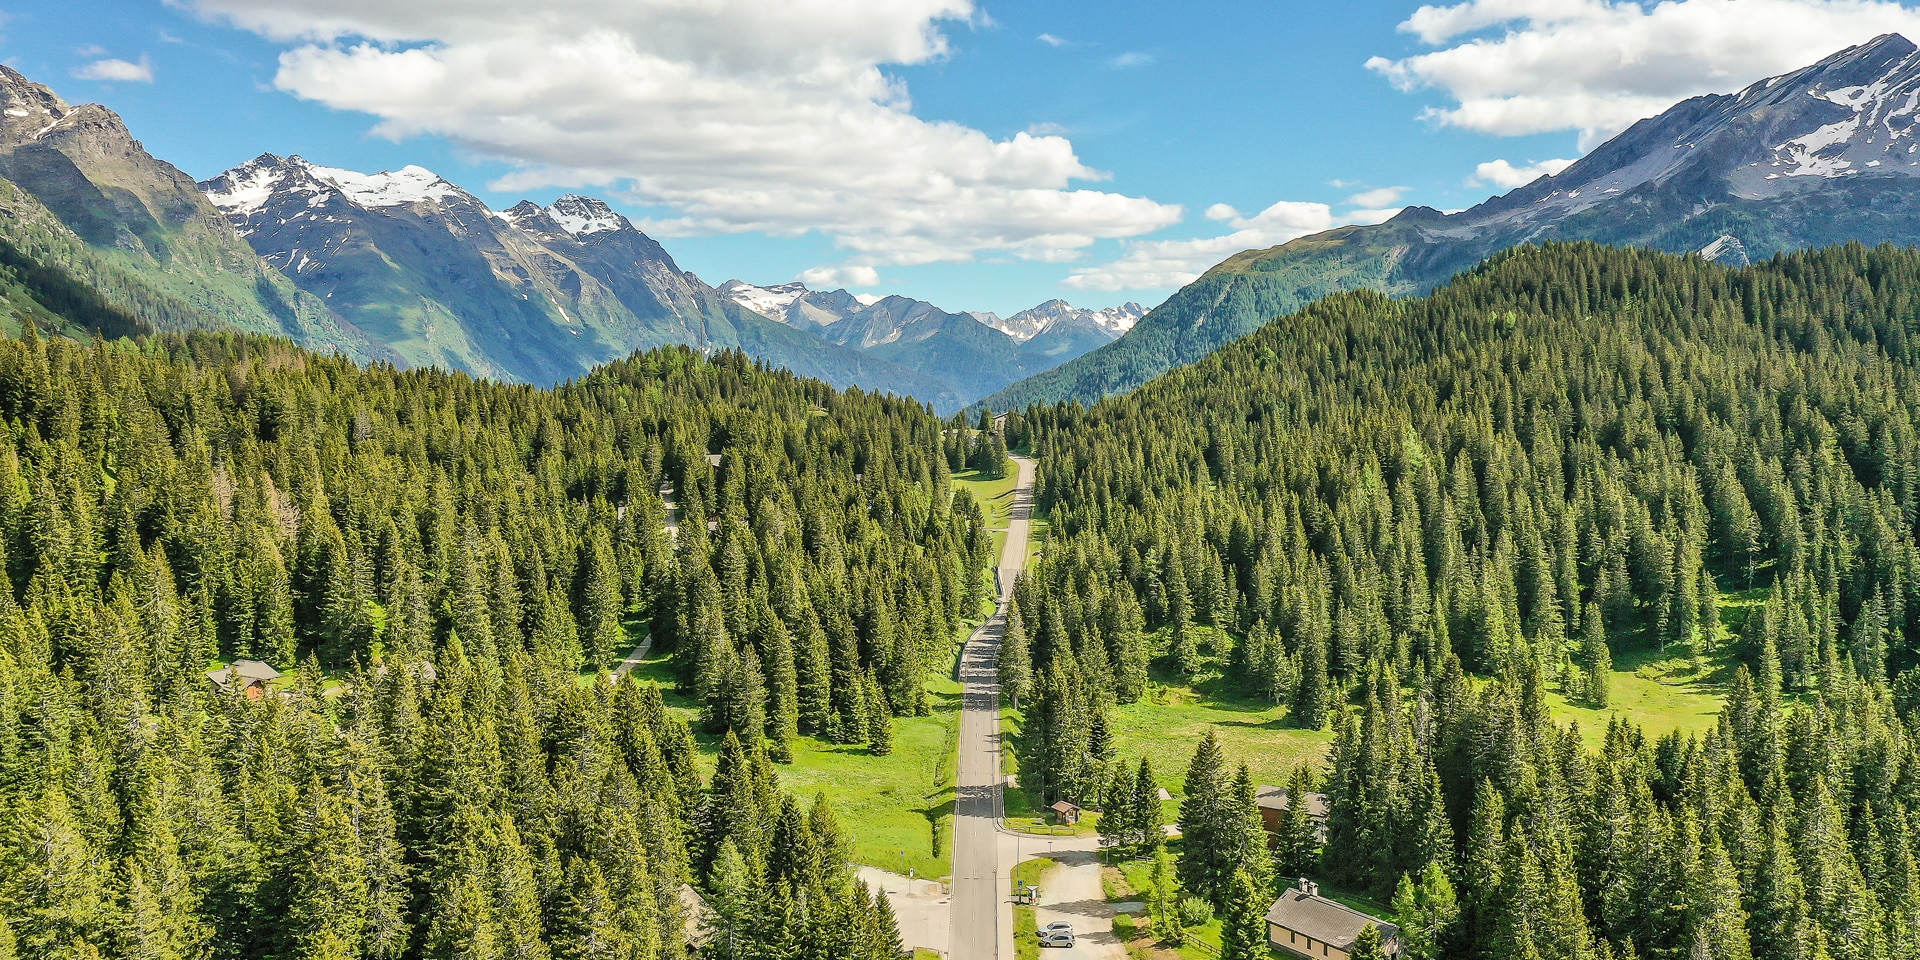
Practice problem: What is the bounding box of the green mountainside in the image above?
[981,33,1920,411]
[0,65,379,355]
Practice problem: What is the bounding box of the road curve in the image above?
[949,455,1036,960]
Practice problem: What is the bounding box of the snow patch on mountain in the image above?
[303,162,462,208]
[718,280,811,320]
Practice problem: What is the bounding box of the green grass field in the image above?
[952,467,1021,562]
[1547,647,1729,748]
[621,644,967,878]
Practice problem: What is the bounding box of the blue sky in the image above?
[9,0,1920,315]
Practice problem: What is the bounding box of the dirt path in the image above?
[1026,843,1127,960]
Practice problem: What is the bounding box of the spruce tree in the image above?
[1178,730,1234,907]
[866,671,894,757]
[1350,924,1387,960]
[1219,869,1268,960]
[1295,632,1331,730]
[1581,601,1611,708]
[999,602,1033,709]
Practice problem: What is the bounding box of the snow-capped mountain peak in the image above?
[200,154,296,218]
[202,154,465,220]
[546,195,629,236]
[985,299,1145,342]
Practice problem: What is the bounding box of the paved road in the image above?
[950,455,1036,960]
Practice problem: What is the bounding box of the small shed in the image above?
[1267,880,1400,960]
[1048,800,1081,825]
[206,660,281,700]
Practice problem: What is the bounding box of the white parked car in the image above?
[1038,922,1075,948]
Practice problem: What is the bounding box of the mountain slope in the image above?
[0,65,374,351]
[982,32,1920,411]
[202,155,956,403]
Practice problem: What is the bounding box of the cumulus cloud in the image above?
[184,0,1182,271]
[1346,185,1408,208]
[73,54,153,83]
[1368,0,1920,148]
[1471,157,1576,188]
[1064,200,1343,291]
[800,264,882,287]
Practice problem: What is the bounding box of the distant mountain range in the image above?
[715,280,1141,404]
[981,33,1920,411]
[0,62,1154,413]
[196,153,962,403]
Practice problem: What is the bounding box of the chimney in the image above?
[1297,878,1309,894]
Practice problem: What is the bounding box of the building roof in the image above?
[1266,886,1398,953]
[1255,786,1329,819]
[206,659,282,687]
[1049,800,1081,813]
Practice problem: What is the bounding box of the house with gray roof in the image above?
[206,659,281,700]
[1267,879,1399,960]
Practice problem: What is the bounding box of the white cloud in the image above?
[1368,0,1920,148]
[1108,51,1155,68]
[73,55,153,83]
[1064,199,1342,291]
[1037,33,1067,47]
[1204,203,1241,221]
[1470,157,1576,188]
[185,0,1181,271]
[1346,185,1408,208]
[1347,207,1409,224]
[800,264,882,287]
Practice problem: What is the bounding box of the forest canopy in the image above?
[0,334,993,959]
[1008,242,1920,960]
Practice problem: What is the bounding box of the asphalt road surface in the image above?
[949,455,1035,960]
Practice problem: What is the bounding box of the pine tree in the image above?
[1581,601,1611,708]
[1392,862,1460,960]
[867,671,894,756]
[999,601,1032,709]
[1295,631,1331,730]
[1178,730,1235,907]
[1219,869,1268,960]
[1130,757,1165,852]
[1351,924,1388,960]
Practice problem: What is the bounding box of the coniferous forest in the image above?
[0,334,995,959]
[1009,242,1920,960]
